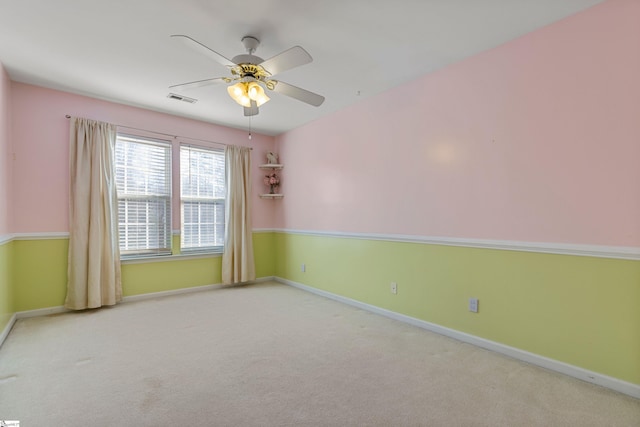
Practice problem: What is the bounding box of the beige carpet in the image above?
[0,281,638,426]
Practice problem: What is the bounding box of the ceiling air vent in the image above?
[167,93,197,104]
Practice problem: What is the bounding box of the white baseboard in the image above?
[122,277,274,303]
[0,313,17,350]
[2,276,276,344]
[276,277,640,400]
[122,283,230,303]
[5,275,636,399]
[15,305,69,319]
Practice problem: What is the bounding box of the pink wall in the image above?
[274,0,640,247]
[0,63,11,235]
[10,83,276,233]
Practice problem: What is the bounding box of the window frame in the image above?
[115,134,173,258]
[179,144,226,254]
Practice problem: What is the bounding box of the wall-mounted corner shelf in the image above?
[259,164,284,170]
[260,163,283,198]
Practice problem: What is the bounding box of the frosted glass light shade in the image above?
[227,81,270,108]
[227,83,251,107]
[247,82,270,107]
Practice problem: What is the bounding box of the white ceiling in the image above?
[0,0,604,136]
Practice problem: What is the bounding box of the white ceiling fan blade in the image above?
[244,101,259,116]
[171,34,236,68]
[169,77,228,91]
[259,46,312,76]
[271,81,325,107]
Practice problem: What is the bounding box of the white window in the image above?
[180,145,226,252]
[115,135,172,256]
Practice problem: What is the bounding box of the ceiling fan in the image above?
[170,35,325,116]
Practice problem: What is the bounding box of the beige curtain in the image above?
[222,145,255,284]
[65,117,122,309]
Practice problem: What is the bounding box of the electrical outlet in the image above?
[469,298,479,313]
[390,282,398,294]
[301,263,306,273]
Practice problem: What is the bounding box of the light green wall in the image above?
[0,240,13,332]
[8,231,639,386]
[11,232,276,311]
[122,256,222,296]
[254,231,275,278]
[13,238,68,311]
[125,231,275,296]
[274,232,640,385]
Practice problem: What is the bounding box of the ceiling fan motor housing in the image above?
[232,36,263,67]
[241,36,260,53]
[231,54,264,66]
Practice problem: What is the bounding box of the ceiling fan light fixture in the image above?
[230,83,244,97]
[227,82,251,107]
[227,81,270,108]
[247,81,270,107]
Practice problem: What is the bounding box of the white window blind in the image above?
[180,145,225,252]
[115,135,172,256]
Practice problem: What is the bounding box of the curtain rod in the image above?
[65,115,253,150]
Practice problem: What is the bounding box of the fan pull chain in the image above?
[248,115,252,140]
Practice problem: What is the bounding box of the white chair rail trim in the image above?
[6,232,70,241]
[3,230,639,260]
[261,228,640,261]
